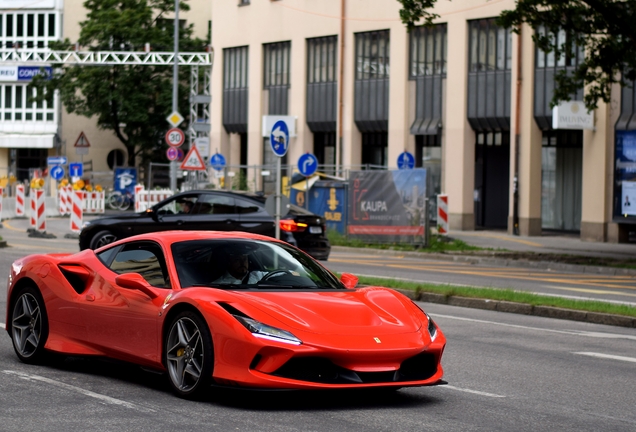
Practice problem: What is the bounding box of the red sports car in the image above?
[6,231,446,398]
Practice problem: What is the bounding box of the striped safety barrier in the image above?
[70,191,84,233]
[82,191,105,214]
[58,185,72,215]
[34,189,46,232]
[437,194,449,235]
[29,189,36,228]
[134,186,173,213]
[15,184,25,216]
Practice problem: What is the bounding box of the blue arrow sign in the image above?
[397,151,415,170]
[209,153,226,171]
[50,165,65,181]
[270,120,289,157]
[298,153,318,177]
[47,156,68,166]
[69,162,83,178]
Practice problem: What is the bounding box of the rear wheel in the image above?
[164,310,214,399]
[11,286,49,364]
[89,230,118,249]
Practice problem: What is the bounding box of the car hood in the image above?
[229,287,423,336]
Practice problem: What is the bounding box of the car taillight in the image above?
[279,219,307,232]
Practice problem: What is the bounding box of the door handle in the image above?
[85,294,95,302]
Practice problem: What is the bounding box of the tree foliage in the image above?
[33,0,206,167]
[397,0,636,110]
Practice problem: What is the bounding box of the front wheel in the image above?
[164,310,214,399]
[89,230,118,249]
[11,286,49,364]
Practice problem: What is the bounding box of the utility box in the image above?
[290,180,347,234]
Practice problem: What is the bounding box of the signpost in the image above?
[397,151,415,170]
[298,153,318,210]
[209,153,226,171]
[74,132,90,156]
[270,120,290,239]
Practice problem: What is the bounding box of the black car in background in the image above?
[79,190,331,260]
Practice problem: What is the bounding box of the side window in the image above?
[110,242,171,288]
[97,246,120,266]
[195,194,236,215]
[235,197,261,214]
[156,195,199,215]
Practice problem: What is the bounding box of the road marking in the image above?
[449,231,544,247]
[2,370,156,412]
[8,243,78,253]
[573,352,636,363]
[1,220,26,232]
[0,323,5,329]
[543,285,636,299]
[443,385,506,398]
[429,313,636,341]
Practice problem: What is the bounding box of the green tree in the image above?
[397,0,636,110]
[34,0,207,167]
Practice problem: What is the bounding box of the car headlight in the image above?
[233,315,302,345]
[425,313,438,341]
[82,221,91,229]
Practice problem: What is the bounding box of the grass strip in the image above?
[355,275,636,318]
[327,230,485,253]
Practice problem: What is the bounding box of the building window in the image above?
[307,36,337,83]
[355,30,390,80]
[469,18,512,72]
[238,0,250,5]
[410,24,447,78]
[264,41,290,88]
[535,25,584,69]
[224,46,248,89]
[0,84,55,122]
[361,132,387,167]
[1,12,59,48]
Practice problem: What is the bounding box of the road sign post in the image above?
[270,120,290,240]
[298,153,318,210]
[397,151,415,170]
[50,165,65,181]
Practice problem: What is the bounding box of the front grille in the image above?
[272,353,438,384]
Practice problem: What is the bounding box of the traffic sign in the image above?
[397,151,415,170]
[180,146,206,171]
[165,128,185,147]
[47,156,67,166]
[166,147,181,161]
[270,120,289,157]
[69,162,83,177]
[74,131,90,148]
[166,111,184,127]
[298,153,318,177]
[50,165,65,181]
[209,153,226,171]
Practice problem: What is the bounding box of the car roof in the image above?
[176,190,266,202]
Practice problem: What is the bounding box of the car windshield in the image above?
[171,239,344,290]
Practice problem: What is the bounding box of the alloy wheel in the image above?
[12,293,43,358]
[166,317,205,392]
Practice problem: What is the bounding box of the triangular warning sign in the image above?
[180,146,206,171]
[74,131,90,148]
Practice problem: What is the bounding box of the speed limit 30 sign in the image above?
[165,128,185,147]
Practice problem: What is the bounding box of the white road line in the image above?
[573,352,636,363]
[0,323,5,329]
[2,370,155,413]
[442,385,506,398]
[429,313,636,341]
[541,287,636,306]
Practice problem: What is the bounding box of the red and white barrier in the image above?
[134,186,173,213]
[15,184,25,216]
[70,191,84,233]
[34,189,46,232]
[437,194,449,235]
[82,191,105,214]
[0,187,3,220]
[29,189,36,228]
[58,185,72,215]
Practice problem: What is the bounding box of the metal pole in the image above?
[169,0,180,193]
[275,158,281,239]
[424,197,430,248]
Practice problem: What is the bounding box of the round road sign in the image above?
[165,128,185,147]
[270,120,289,157]
[397,151,415,170]
[209,153,226,171]
[50,165,65,181]
[298,153,318,177]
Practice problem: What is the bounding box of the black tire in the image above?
[89,230,118,250]
[10,285,49,364]
[164,310,214,399]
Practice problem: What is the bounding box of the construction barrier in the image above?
[58,185,71,215]
[33,189,46,232]
[15,184,25,216]
[0,187,3,220]
[29,189,37,228]
[134,186,173,213]
[82,191,105,214]
[70,191,84,233]
[437,194,448,235]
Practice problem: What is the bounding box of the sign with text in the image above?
[552,101,594,130]
[0,66,53,82]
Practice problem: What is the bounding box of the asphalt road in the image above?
[1,231,635,430]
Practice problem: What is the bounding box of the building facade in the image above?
[210,0,633,242]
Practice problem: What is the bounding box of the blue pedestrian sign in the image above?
[69,162,83,177]
[270,120,289,157]
[209,153,226,171]
[298,153,318,177]
[50,165,65,181]
[47,156,67,166]
[397,151,415,170]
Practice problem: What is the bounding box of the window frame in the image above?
[108,240,171,289]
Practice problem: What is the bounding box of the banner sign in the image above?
[290,181,347,234]
[614,131,636,219]
[0,66,53,82]
[347,169,427,242]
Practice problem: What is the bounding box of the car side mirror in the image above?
[115,273,158,299]
[147,208,158,221]
[340,273,359,289]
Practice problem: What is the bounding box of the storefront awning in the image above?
[0,134,55,148]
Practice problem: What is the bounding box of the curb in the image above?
[331,246,636,276]
[0,240,7,248]
[393,289,636,329]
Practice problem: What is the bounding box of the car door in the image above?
[187,193,240,232]
[235,196,275,236]
[132,194,199,235]
[81,241,172,364]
